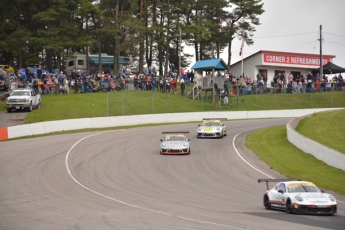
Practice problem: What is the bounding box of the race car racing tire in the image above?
[286,198,294,214]
[263,195,271,210]
[188,148,190,155]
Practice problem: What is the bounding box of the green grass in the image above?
[246,126,345,195]
[1,88,345,123]
[296,109,345,154]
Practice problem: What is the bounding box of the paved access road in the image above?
[0,118,344,230]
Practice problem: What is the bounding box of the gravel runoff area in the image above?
[0,111,27,128]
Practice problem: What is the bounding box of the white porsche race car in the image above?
[160,132,190,155]
[197,118,227,138]
[258,179,337,215]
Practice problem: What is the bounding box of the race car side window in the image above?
[278,183,286,193]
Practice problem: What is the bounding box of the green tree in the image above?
[225,0,264,67]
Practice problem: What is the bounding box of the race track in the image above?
[1,118,344,230]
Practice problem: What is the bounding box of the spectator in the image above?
[326,80,332,92]
[159,77,164,92]
[73,78,79,94]
[165,77,170,92]
[180,79,186,96]
[223,77,229,95]
[65,78,70,94]
[337,74,343,91]
[134,75,139,90]
[0,68,6,82]
[37,65,42,79]
[320,79,326,92]
[256,71,262,84]
[32,77,38,93]
[315,80,320,92]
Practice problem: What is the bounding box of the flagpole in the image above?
[241,49,244,78]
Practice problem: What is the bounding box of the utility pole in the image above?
[320,25,323,78]
[178,27,181,81]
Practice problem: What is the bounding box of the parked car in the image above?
[0,64,14,74]
[6,88,41,112]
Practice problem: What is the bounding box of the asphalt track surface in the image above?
[0,118,344,230]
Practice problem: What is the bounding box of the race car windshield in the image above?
[165,136,185,141]
[203,122,220,126]
[287,185,321,193]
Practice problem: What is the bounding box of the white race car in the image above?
[258,179,337,215]
[160,132,190,155]
[197,118,227,138]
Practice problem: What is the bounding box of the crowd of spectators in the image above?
[1,65,344,100]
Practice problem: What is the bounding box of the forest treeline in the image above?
[0,0,264,75]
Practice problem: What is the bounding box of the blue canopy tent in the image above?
[191,58,228,72]
[191,58,228,102]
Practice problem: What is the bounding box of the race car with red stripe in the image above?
[258,179,337,215]
[160,132,190,155]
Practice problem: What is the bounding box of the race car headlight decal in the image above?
[216,126,221,131]
[198,127,202,131]
[295,195,303,202]
[329,195,335,202]
[162,143,166,146]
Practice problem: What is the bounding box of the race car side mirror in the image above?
[321,190,325,193]
[186,139,190,141]
[278,189,284,194]
[198,124,201,126]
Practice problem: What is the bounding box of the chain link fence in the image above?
[106,84,345,116]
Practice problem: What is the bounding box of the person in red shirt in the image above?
[315,80,320,92]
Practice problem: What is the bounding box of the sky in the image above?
[186,0,345,72]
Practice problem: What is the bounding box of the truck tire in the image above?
[27,103,33,112]
[7,108,12,113]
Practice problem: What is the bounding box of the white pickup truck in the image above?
[6,89,41,112]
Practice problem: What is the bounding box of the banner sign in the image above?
[263,54,330,66]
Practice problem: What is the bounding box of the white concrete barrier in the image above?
[8,108,339,139]
[286,109,345,171]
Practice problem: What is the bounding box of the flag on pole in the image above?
[239,39,244,56]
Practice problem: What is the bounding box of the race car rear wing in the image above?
[202,118,227,120]
[162,132,190,134]
[258,178,301,190]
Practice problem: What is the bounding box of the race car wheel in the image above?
[263,195,271,210]
[286,199,294,214]
[188,148,190,155]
